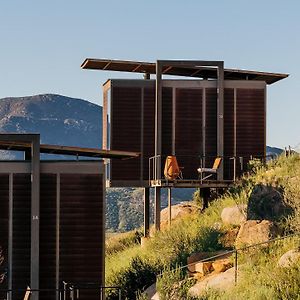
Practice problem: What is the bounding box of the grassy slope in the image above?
[105,154,300,300]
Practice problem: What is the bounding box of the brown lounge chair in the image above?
[197,157,222,181]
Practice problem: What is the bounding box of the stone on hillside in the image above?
[151,292,160,300]
[141,237,150,248]
[278,249,300,268]
[247,184,292,221]
[212,258,233,273]
[188,267,236,297]
[144,283,156,300]
[193,262,212,275]
[221,204,247,226]
[219,228,239,248]
[235,220,281,248]
[160,203,198,226]
[187,251,231,273]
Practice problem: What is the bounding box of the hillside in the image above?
[105,154,300,300]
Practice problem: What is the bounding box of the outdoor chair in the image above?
[23,286,31,300]
[197,157,222,181]
[164,155,183,180]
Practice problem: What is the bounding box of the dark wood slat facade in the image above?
[0,162,104,300]
[103,80,266,187]
[0,175,9,300]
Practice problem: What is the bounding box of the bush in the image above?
[156,266,196,300]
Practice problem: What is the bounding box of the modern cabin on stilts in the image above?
[81,58,288,236]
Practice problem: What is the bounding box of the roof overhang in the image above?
[0,141,139,159]
[81,58,289,85]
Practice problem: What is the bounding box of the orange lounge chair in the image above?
[164,155,183,180]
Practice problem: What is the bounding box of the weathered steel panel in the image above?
[39,174,57,300]
[0,163,104,300]
[105,80,266,185]
[110,86,141,181]
[224,88,235,180]
[205,88,217,171]
[143,87,155,180]
[12,174,31,299]
[236,88,265,173]
[60,174,103,300]
[161,87,173,177]
[0,175,9,300]
[175,88,202,179]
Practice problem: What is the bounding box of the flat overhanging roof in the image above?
[0,141,139,159]
[81,58,288,85]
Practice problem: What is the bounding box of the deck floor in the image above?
[150,179,233,188]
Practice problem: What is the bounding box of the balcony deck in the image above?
[150,179,233,188]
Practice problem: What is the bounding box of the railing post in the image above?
[118,288,121,300]
[234,250,238,284]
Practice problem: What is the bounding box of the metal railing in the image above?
[156,232,300,284]
[149,154,269,183]
[0,284,122,300]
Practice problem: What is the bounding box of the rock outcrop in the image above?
[235,220,281,248]
[188,267,236,297]
[160,203,198,229]
[278,249,300,268]
[221,204,247,226]
[247,184,292,221]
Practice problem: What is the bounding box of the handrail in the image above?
[149,154,274,182]
[156,232,300,284]
[0,285,122,300]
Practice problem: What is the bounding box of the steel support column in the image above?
[168,188,172,228]
[154,187,161,231]
[155,62,162,180]
[217,62,224,180]
[143,188,150,237]
[30,136,40,300]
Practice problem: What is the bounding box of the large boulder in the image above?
[221,204,247,226]
[247,184,292,221]
[235,220,281,248]
[160,203,198,230]
[160,203,198,224]
[278,249,300,268]
[187,251,231,273]
[144,283,156,300]
[188,267,236,297]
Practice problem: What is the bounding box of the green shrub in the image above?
[106,230,143,255]
[156,266,196,300]
[106,154,300,299]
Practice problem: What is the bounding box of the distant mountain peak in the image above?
[0,94,102,152]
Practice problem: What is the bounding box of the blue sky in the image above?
[0,0,299,148]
